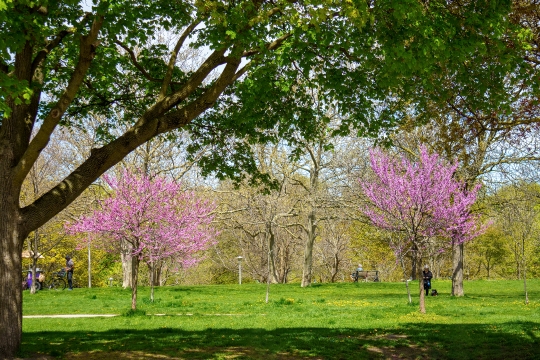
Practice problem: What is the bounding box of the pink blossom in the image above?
[361,146,485,259]
[66,170,218,268]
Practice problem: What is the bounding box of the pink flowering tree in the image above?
[361,146,484,313]
[67,170,217,310]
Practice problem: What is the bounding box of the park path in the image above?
[23,314,117,318]
[23,313,253,318]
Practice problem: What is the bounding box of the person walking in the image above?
[65,255,74,290]
[422,265,433,296]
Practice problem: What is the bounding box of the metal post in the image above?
[237,256,243,285]
[88,236,92,288]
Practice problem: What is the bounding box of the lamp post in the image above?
[88,236,92,288]
[237,256,243,285]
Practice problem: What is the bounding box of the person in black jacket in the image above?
[422,265,433,296]
[65,255,74,290]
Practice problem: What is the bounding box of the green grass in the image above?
[21,280,540,359]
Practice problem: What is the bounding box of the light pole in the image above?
[88,236,92,288]
[237,256,243,285]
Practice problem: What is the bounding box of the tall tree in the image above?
[0,0,528,355]
[388,0,540,295]
[66,170,216,309]
[361,147,484,313]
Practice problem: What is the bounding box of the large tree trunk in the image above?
[301,210,316,287]
[452,241,464,296]
[1,40,38,357]
[0,200,25,357]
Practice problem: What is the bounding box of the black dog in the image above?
[431,289,438,296]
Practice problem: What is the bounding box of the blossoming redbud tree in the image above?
[361,146,484,313]
[67,170,217,309]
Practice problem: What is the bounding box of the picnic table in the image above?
[351,270,380,282]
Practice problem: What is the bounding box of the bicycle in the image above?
[45,269,67,290]
[22,270,44,291]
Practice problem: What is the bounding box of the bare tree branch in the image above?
[159,20,201,99]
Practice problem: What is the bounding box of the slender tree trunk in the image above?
[523,268,529,305]
[330,254,339,283]
[399,255,412,304]
[147,260,162,286]
[419,275,426,314]
[410,244,418,280]
[153,262,162,286]
[522,238,529,305]
[150,261,154,303]
[418,253,426,313]
[265,248,272,303]
[278,246,286,283]
[28,230,39,294]
[122,240,133,288]
[301,210,316,287]
[30,256,38,294]
[266,224,279,284]
[131,256,140,310]
[452,241,464,296]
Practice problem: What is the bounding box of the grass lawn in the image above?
[21,279,540,359]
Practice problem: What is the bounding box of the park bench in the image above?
[351,270,380,282]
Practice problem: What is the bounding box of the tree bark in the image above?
[301,210,316,287]
[266,223,279,284]
[131,256,139,310]
[121,242,133,288]
[0,207,25,357]
[522,237,529,305]
[0,40,36,357]
[150,262,155,303]
[419,275,426,314]
[452,241,464,296]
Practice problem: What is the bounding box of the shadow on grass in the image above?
[20,321,540,359]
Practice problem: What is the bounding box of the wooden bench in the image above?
[351,270,380,282]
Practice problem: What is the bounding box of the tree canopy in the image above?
[0,0,534,356]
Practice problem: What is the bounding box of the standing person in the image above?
[65,255,74,290]
[422,265,433,296]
